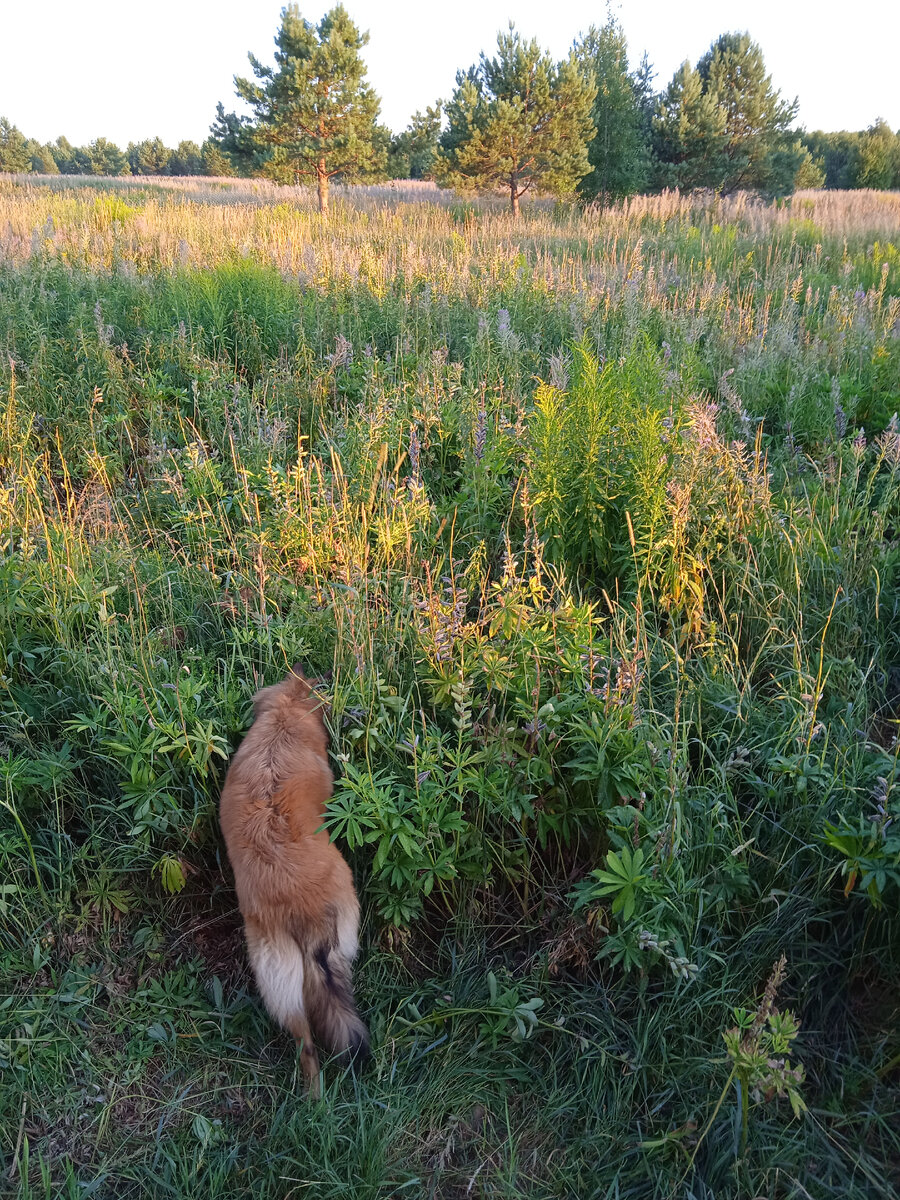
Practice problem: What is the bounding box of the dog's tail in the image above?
[244,922,322,1093]
[303,938,370,1065]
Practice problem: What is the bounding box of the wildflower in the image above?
[852,427,867,458]
[876,415,900,469]
[568,300,585,339]
[666,479,691,532]
[725,746,750,773]
[94,301,114,347]
[407,425,421,491]
[685,398,720,451]
[474,397,487,462]
[784,421,806,469]
[548,351,570,391]
[522,717,546,739]
[749,954,787,1041]
[719,369,753,440]
[443,578,467,636]
[868,777,893,834]
[327,333,353,369]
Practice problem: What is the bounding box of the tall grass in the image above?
[0,178,898,1198]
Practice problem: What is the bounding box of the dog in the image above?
[219,665,368,1096]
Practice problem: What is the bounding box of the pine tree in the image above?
[791,142,825,190]
[77,138,130,176]
[696,32,799,194]
[0,118,30,173]
[801,130,862,189]
[651,62,727,190]
[25,141,58,174]
[128,138,173,176]
[388,105,442,180]
[200,139,237,177]
[438,25,595,218]
[51,137,77,174]
[574,18,649,204]
[208,103,260,176]
[857,120,900,190]
[235,4,385,212]
[632,52,656,142]
[169,141,204,176]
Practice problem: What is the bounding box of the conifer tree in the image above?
[696,32,799,193]
[169,141,204,176]
[128,137,173,176]
[652,34,800,195]
[51,137,77,174]
[574,18,649,204]
[856,120,900,189]
[26,141,59,174]
[200,138,237,177]
[208,103,260,176]
[632,52,656,142]
[439,26,595,217]
[791,143,825,190]
[235,4,384,212]
[78,138,130,176]
[388,105,442,180]
[800,131,862,189]
[651,62,727,190]
[0,118,30,173]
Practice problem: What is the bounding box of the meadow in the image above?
[0,173,899,1198]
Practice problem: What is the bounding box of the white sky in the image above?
[1,0,897,148]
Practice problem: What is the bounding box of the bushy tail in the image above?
[244,923,321,1092]
[303,942,370,1065]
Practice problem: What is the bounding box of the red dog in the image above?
[219,666,368,1095]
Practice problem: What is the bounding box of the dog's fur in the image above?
[219,666,368,1095]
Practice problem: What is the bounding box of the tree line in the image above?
[0,123,232,179]
[2,5,899,214]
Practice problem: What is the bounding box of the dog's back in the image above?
[220,667,368,1094]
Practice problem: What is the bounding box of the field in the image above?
[0,174,899,1198]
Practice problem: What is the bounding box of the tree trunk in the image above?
[317,163,329,214]
[510,185,519,219]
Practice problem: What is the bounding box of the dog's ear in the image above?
[300,670,333,725]
[286,663,315,693]
[289,663,336,692]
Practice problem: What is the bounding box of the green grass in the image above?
[0,178,898,1198]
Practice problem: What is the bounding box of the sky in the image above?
[1,0,897,149]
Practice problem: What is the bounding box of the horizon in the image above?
[2,0,898,151]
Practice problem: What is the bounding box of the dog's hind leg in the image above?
[245,920,321,1096]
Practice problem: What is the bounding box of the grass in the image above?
[0,176,898,1198]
